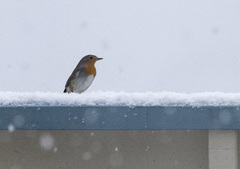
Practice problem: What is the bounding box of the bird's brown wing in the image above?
[65,74,75,88]
[65,64,81,86]
[64,61,84,93]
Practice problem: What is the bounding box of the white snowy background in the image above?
[1,0,240,93]
[1,2,239,169]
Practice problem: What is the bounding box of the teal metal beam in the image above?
[0,106,240,130]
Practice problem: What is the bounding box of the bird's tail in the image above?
[63,89,67,93]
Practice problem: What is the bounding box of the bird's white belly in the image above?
[74,75,94,93]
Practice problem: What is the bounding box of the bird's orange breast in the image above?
[84,61,96,77]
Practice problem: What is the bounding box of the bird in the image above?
[64,55,103,93]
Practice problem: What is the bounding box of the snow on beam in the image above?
[1,92,240,130]
[1,91,240,107]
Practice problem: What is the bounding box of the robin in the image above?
[64,55,103,93]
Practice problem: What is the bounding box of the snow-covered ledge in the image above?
[1,91,240,130]
[0,91,240,169]
[1,91,240,107]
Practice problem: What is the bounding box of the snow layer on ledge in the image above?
[1,91,240,107]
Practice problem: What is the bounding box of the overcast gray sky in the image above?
[1,0,240,93]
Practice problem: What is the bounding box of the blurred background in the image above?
[0,0,240,93]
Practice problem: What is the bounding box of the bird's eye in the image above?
[90,57,93,59]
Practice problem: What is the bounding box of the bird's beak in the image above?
[97,58,103,60]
